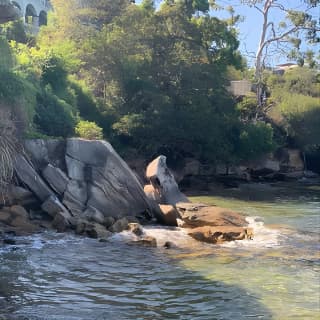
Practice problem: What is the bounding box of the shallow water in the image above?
[0,181,319,319]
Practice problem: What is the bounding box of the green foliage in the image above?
[40,54,68,92]
[0,37,13,70]
[267,67,319,98]
[1,19,27,43]
[236,122,275,160]
[267,67,320,150]
[0,70,25,104]
[34,88,76,137]
[75,120,103,140]
[1,0,285,166]
[236,94,258,121]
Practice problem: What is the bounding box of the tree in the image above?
[85,2,245,161]
[75,120,103,140]
[239,0,319,114]
[266,67,320,152]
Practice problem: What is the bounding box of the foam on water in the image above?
[110,225,200,249]
[220,216,284,249]
[109,215,288,251]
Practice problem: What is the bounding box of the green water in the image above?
[181,181,320,319]
[0,181,319,319]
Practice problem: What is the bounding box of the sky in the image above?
[135,0,319,67]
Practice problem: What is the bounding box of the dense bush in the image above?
[75,120,103,140]
[267,67,320,151]
[34,89,77,137]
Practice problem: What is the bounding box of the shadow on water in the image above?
[0,235,273,320]
[186,180,320,203]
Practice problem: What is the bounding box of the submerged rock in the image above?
[134,236,157,247]
[188,226,253,244]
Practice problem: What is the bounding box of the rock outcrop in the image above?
[1,138,161,240]
[175,203,248,228]
[0,205,43,236]
[146,155,189,205]
[175,202,253,244]
[143,156,253,244]
[188,226,253,244]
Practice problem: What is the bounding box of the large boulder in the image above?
[42,164,69,195]
[146,155,189,205]
[4,185,38,208]
[14,154,55,202]
[176,202,248,228]
[24,139,66,171]
[65,138,158,219]
[0,205,40,236]
[175,202,253,244]
[159,205,180,226]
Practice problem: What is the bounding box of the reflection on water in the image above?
[0,181,319,320]
[0,234,272,320]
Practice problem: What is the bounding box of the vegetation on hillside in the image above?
[0,0,319,170]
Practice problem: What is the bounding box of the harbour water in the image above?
[0,181,319,319]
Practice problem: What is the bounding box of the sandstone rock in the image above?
[66,138,109,167]
[104,216,116,229]
[42,164,69,195]
[75,219,112,239]
[87,182,129,217]
[146,155,189,205]
[65,139,158,220]
[86,223,112,239]
[63,180,87,215]
[82,206,105,225]
[0,205,40,236]
[188,226,253,244]
[14,154,54,202]
[0,210,11,222]
[7,185,37,207]
[24,139,66,171]
[159,204,180,226]
[134,236,157,247]
[10,205,29,218]
[287,149,304,171]
[128,222,144,236]
[52,210,73,232]
[65,155,85,181]
[144,184,161,203]
[176,202,248,228]
[41,195,70,217]
[109,217,129,233]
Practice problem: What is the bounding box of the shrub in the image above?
[34,89,76,137]
[75,120,103,140]
[236,122,275,160]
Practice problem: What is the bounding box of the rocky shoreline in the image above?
[0,138,253,247]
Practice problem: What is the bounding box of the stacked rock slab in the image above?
[13,138,159,235]
[146,155,190,205]
[143,156,253,243]
[175,202,253,244]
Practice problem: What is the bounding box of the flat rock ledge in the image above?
[143,155,254,245]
